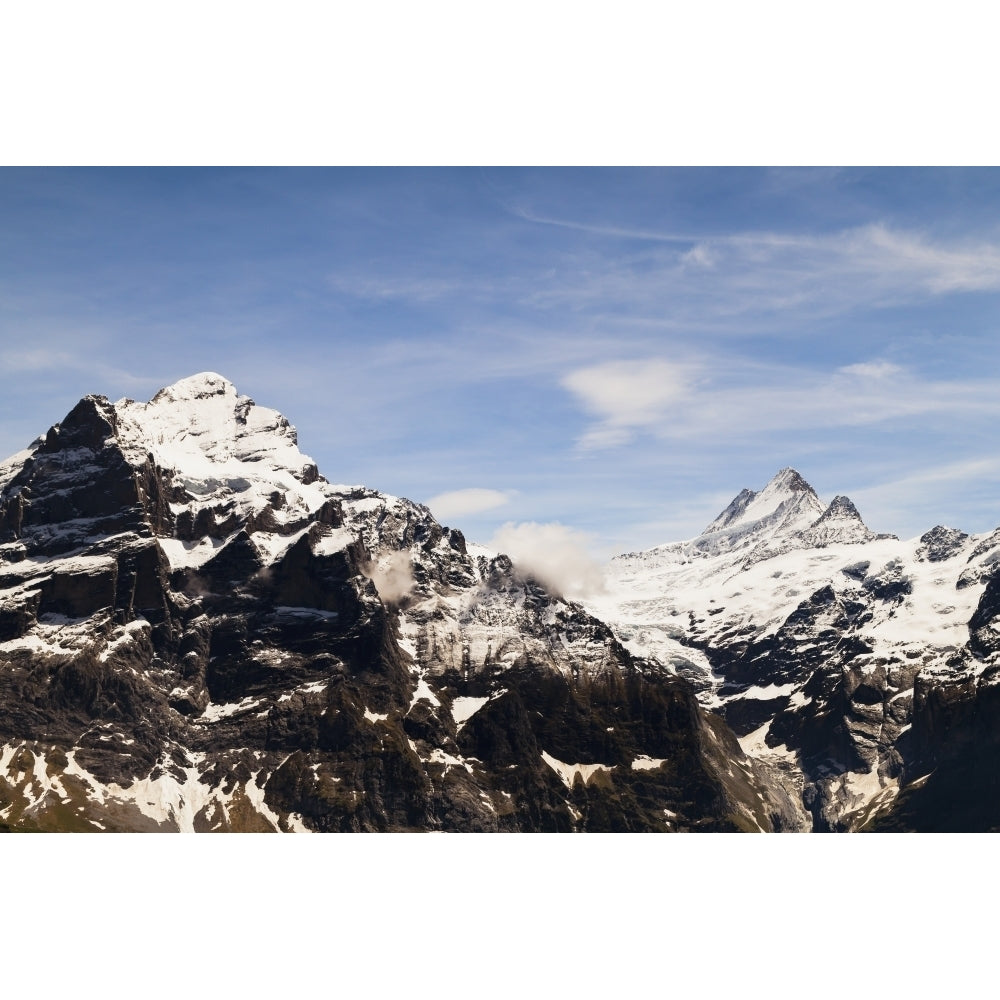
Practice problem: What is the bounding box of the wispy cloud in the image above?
[0,349,160,393]
[328,274,465,302]
[837,361,903,379]
[562,357,1000,449]
[508,205,698,244]
[512,218,1000,325]
[517,207,1000,290]
[846,457,1000,538]
[323,208,1000,331]
[427,487,514,520]
[560,359,696,449]
[867,456,1000,491]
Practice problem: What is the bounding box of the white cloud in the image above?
[562,355,1000,449]
[513,215,1000,326]
[855,224,1000,294]
[427,487,513,520]
[679,243,717,269]
[561,359,694,449]
[488,521,605,599]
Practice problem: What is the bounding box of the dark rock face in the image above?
[764,558,1000,829]
[917,525,970,563]
[865,656,1000,831]
[859,562,1000,830]
[968,569,1000,657]
[0,375,785,833]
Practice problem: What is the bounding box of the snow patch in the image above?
[631,755,667,771]
[541,750,614,788]
[200,697,263,722]
[451,696,489,726]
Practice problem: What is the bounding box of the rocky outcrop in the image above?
[797,495,879,548]
[917,525,970,563]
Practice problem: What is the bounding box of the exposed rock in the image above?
[0,374,784,832]
[917,525,970,562]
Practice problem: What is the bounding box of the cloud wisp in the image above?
[488,521,605,599]
[364,551,416,606]
[512,217,1000,327]
[561,359,696,449]
[427,487,514,520]
[562,356,1000,450]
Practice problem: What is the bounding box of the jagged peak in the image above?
[40,394,120,453]
[703,488,757,534]
[817,495,865,523]
[796,494,878,548]
[761,467,817,498]
[917,525,969,562]
[703,468,822,538]
[920,524,967,543]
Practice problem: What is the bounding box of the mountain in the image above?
[588,469,1000,830]
[7,380,998,832]
[0,373,801,832]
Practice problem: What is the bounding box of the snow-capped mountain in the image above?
[5,379,998,831]
[701,467,825,543]
[587,468,1000,830]
[0,374,799,832]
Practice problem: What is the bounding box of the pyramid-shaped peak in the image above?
[819,495,864,522]
[797,494,879,548]
[112,373,317,486]
[762,467,817,497]
[702,468,824,541]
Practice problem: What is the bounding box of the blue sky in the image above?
[3,167,1000,556]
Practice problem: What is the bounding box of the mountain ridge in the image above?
[0,373,800,832]
[589,466,1000,830]
[3,374,999,831]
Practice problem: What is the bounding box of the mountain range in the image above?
[1,373,997,831]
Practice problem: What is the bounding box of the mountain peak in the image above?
[114,373,318,490]
[818,495,864,523]
[702,468,822,540]
[797,494,878,547]
[761,467,817,497]
[149,371,237,404]
[41,394,119,453]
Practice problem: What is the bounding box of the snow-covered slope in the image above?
[587,468,1000,830]
[116,372,330,534]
